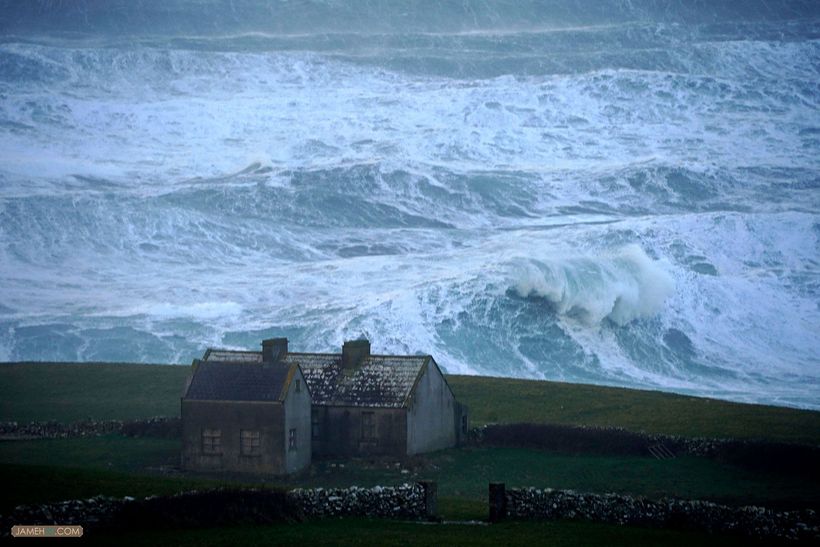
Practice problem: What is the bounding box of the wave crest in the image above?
[512,244,674,326]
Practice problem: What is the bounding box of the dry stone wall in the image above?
[501,487,819,541]
[288,483,429,518]
[0,484,434,538]
[0,417,180,439]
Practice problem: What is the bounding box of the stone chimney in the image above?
[261,338,288,364]
[341,339,370,369]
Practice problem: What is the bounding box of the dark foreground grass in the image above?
[2,440,817,513]
[0,436,180,473]
[0,465,801,546]
[82,519,789,547]
[0,464,241,514]
[3,363,818,444]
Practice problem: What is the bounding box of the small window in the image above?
[288,428,297,450]
[361,412,375,440]
[311,411,321,440]
[202,428,222,455]
[295,379,301,393]
[240,429,261,456]
[461,415,468,435]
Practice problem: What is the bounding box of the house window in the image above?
[202,428,222,455]
[240,429,261,456]
[295,379,301,393]
[461,415,468,435]
[288,428,297,450]
[361,411,375,440]
[311,411,321,440]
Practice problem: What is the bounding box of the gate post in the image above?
[489,482,506,522]
[418,480,437,520]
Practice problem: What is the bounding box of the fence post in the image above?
[489,482,506,522]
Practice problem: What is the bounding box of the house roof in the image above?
[202,349,430,408]
[183,360,295,402]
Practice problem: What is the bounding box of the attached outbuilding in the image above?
[180,358,311,475]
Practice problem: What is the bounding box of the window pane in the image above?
[241,429,261,455]
[202,428,222,454]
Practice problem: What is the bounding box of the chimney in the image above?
[261,338,288,364]
[342,339,370,369]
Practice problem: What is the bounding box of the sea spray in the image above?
[512,245,674,326]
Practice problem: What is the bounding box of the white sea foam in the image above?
[512,245,675,326]
[1,13,818,408]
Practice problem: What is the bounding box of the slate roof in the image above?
[184,361,292,402]
[203,349,262,363]
[202,349,429,408]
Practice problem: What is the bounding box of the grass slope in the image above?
[0,363,189,423]
[2,363,819,444]
[1,439,817,513]
[448,375,820,443]
[1,363,818,545]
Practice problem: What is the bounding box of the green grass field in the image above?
[3,362,819,443]
[1,362,818,545]
[1,440,816,514]
[0,363,187,423]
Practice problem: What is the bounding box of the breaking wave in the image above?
[512,245,675,326]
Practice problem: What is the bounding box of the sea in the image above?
[0,0,818,408]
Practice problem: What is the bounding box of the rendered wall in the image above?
[406,360,457,455]
[180,400,285,474]
[284,367,311,473]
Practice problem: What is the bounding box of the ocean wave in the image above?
[511,245,675,326]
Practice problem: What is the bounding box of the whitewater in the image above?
[0,0,818,408]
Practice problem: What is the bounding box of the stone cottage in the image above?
[200,338,469,460]
[180,357,311,475]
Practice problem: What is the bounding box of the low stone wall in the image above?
[0,417,180,440]
[493,486,819,541]
[0,495,125,533]
[288,482,433,518]
[0,483,435,537]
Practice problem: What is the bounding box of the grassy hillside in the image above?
[2,363,819,444]
[1,362,817,545]
[0,362,189,423]
[448,375,820,443]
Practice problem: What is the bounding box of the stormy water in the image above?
[0,1,818,408]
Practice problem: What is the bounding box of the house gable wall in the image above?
[283,367,311,473]
[406,360,457,455]
[181,400,285,474]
